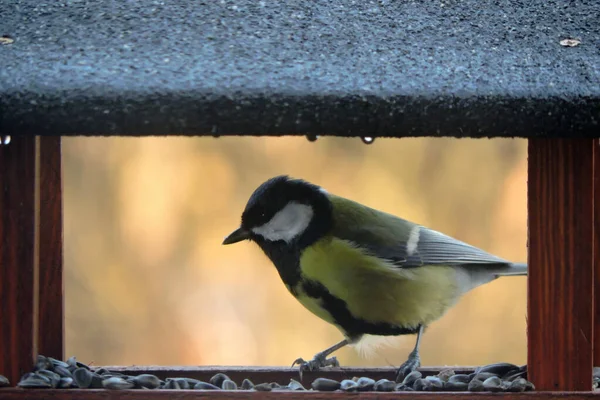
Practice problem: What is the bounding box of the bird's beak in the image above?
[222,227,251,245]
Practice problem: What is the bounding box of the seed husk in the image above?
[58,377,74,388]
[103,377,135,390]
[340,379,359,392]
[437,369,455,381]
[287,379,305,390]
[133,374,160,389]
[193,381,221,390]
[0,375,10,387]
[374,378,396,392]
[240,378,254,390]
[222,379,238,390]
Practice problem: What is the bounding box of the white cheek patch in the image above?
[252,202,314,243]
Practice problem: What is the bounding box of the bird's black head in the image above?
[222,175,333,249]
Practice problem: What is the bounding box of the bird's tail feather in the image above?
[495,262,528,277]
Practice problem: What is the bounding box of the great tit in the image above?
[222,175,527,381]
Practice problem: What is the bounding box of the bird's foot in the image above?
[291,353,340,380]
[395,352,421,382]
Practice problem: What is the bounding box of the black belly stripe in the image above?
[301,279,420,341]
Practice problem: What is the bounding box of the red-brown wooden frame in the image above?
[1,136,599,398]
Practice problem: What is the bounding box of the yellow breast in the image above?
[297,237,463,330]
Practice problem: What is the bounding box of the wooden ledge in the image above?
[95,366,476,384]
[0,389,599,400]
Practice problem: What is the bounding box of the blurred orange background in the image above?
[62,136,528,369]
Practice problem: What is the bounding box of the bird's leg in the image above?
[396,325,424,382]
[291,339,348,379]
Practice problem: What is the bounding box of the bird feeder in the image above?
[1,0,599,398]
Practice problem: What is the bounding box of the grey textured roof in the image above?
[1,0,599,138]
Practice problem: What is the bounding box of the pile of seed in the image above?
[9,355,597,392]
[311,363,535,393]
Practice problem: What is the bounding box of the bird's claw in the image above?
[291,355,340,380]
[395,354,421,382]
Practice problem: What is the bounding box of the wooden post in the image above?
[37,137,64,361]
[594,138,600,368]
[0,136,37,385]
[527,138,595,391]
[0,136,64,385]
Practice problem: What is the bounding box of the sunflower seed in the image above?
[473,372,498,381]
[37,370,61,388]
[240,378,254,390]
[67,356,90,371]
[287,379,305,390]
[468,379,485,392]
[164,379,182,389]
[374,379,396,392]
[58,377,74,388]
[194,381,221,390]
[413,378,432,391]
[482,376,503,392]
[181,378,202,387]
[174,378,191,389]
[103,377,135,390]
[53,365,72,378]
[357,377,375,391]
[94,368,110,376]
[449,374,472,384]
[49,357,70,369]
[425,376,444,391]
[133,374,160,389]
[254,383,272,391]
[222,379,237,390]
[402,370,422,386]
[269,382,283,389]
[340,379,359,392]
[476,362,519,377]
[507,378,528,392]
[18,374,52,389]
[209,373,230,388]
[396,383,414,391]
[311,378,341,391]
[35,355,52,372]
[73,367,94,388]
[0,375,10,387]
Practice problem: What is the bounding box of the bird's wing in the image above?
[328,195,510,269]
